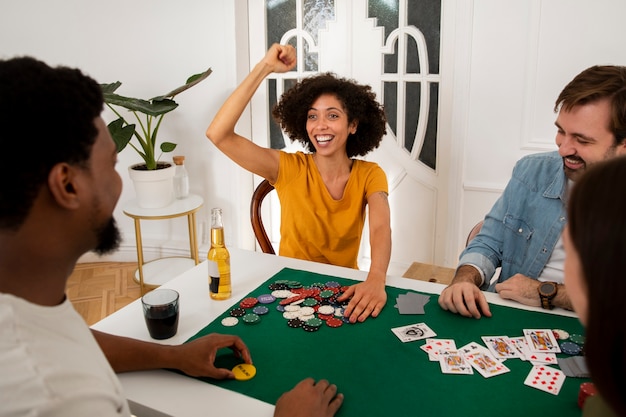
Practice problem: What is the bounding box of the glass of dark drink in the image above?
[141,288,180,339]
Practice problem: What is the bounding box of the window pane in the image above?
[418,83,439,169]
[384,81,398,137]
[407,0,441,74]
[404,82,419,152]
[368,0,399,38]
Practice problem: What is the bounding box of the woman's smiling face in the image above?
[306,93,357,156]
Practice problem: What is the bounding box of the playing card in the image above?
[458,341,491,357]
[394,292,430,315]
[526,351,558,365]
[523,329,561,353]
[558,356,590,378]
[421,338,456,361]
[464,349,510,378]
[481,336,521,360]
[508,336,530,360]
[524,365,566,395]
[391,323,436,343]
[439,350,473,375]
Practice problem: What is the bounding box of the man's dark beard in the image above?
[93,217,121,255]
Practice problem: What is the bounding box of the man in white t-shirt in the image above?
[0,57,343,417]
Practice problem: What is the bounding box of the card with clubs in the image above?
[439,350,473,375]
[421,338,456,361]
[481,336,521,360]
[463,349,510,378]
[523,329,561,353]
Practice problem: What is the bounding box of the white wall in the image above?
[0,0,244,262]
[453,0,626,265]
[3,0,626,270]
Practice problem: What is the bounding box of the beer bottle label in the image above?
[208,260,220,293]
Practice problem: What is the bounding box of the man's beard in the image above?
[93,217,121,255]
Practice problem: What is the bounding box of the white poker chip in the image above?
[271,290,295,298]
[284,305,301,312]
[318,305,335,315]
[282,311,300,320]
[299,314,315,321]
[298,306,315,316]
[221,317,239,327]
[553,329,570,340]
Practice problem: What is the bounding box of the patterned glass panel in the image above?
[404,82,420,151]
[266,0,335,150]
[384,81,398,137]
[267,0,296,46]
[407,0,441,74]
[369,0,442,170]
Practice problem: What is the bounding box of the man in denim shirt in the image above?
[439,65,626,319]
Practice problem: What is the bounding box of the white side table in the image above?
[122,194,203,294]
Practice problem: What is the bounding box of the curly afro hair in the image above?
[0,57,103,230]
[272,72,386,158]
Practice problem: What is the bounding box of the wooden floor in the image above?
[66,262,141,325]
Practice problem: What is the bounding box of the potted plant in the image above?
[101,68,212,208]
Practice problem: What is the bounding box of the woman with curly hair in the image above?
[207,44,391,323]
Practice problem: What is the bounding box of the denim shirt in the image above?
[459,151,567,291]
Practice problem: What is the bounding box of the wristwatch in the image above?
[538,281,558,310]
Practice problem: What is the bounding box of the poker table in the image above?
[92,248,587,417]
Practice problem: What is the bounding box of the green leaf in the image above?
[160,142,177,153]
[103,92,178,117]
[107,118,135,153]
[100,82,122,94]
[158,67,213,99]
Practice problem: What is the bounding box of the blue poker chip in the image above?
[560,341,581,355]
[252,305,270,315]
[257,294,276,304]
[276,304,285,312]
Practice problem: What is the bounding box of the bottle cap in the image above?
[173,156,185,165]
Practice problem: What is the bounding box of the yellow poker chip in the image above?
[232,363,257,381]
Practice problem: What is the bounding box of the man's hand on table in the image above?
[338,277,387,323]
[438,265,492,319]
[494,274,542,307]
[274,378,344,417]
[173,333,252,379]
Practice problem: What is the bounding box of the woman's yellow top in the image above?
[273,151,388,269]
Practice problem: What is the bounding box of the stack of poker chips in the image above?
[578,382,597,409]
[221,279,351,331]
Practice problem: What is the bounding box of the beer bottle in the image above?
[207,208,231,300]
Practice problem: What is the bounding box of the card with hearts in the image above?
[420,338,456,361]
[523,365,566,395]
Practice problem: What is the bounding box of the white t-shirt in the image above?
[0,293,131,417]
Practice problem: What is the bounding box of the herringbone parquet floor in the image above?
[66,262,141,325]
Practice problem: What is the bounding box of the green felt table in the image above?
[187,268,588,416]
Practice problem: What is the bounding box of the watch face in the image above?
[540,282,555,295]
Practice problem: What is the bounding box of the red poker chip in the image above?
[279,294,305,305]
[239,297,258,308]
[317,314,333,321]
[326,317,343,328]
[578,382,597,409]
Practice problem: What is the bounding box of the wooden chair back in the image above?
[250,179,276,254]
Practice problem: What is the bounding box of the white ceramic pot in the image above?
[128,162,175,208]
